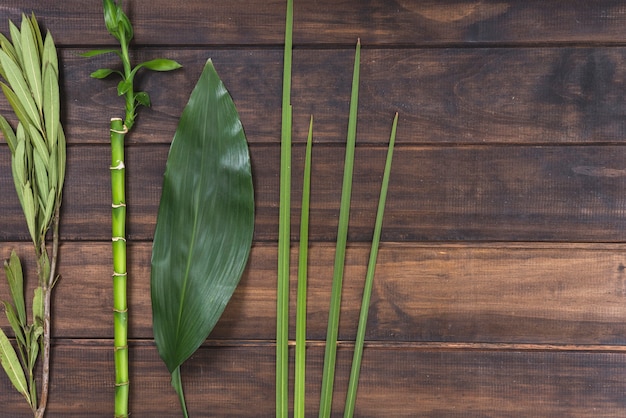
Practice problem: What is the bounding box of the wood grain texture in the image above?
[3,144,626,242]
[2,242,626,345]
[1,0,626,416]
[6,1,626,46]
[1,343,626,417]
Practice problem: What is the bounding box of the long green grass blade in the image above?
[343,113,398,418]
[295,116,313,418]
[277,0,293,416]
[151,59,254,415]
[318,39,361,418]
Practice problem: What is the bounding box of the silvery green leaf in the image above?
[42,187,55,229]
[8,20,22,67]
[41,32,58,75]
[4,250,26,326]
[0,114,17,153]
[56,125,65,193]
[0,50,40,130]
[28,125,49,167]
[20,14,43,111]
[27,13,44,58]
[22,182,38,245]
[2,301,25,347]
[42,64,59,151]
[0,82,34,130]
[0,33,19,68]
[28,325,43,368]
[32,286,43,325]
[0,328,30,404]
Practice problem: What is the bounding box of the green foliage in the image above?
[151,59,254,417]
[83,0,181,129]
[0,14,65,418]
[85,2,181,416]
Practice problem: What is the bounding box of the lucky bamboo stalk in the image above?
[84,1,180,416]
[0,13,66,418]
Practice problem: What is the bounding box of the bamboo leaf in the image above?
[89,68,118,79]
[0,327,30,404]
[42,32,58,75]
[134,91,151,107]
[20,14,43,111]
[136,58,182,72]
[4,250,26,326]
[79,48,120,58]
[151,59,254,406]
[0,49,40,130]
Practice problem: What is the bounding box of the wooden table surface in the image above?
[2,1,626,416]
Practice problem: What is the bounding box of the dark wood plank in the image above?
[1,342,625,417]
[3,242,626,345]
[2,47,625,147]
[6,1,626,46]
[3,144,626,242]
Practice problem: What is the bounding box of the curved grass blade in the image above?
[151,59,254,416]
[343,113,397,418]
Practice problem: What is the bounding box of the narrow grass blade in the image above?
[343,113,398,418]
[295,116,313,418]
[318,39,361,418]
[277,0,293,416]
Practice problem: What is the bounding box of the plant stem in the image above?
[35,203,62,418]
[110,117,129,418]
[343,113,397,418]
[277,0,293,416]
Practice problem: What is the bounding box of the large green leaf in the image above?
[151,59,254,377]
